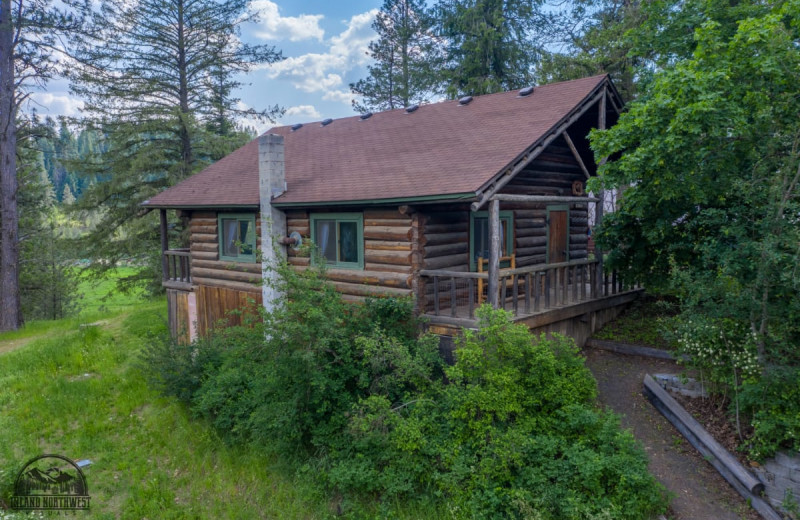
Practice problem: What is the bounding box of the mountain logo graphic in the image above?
[11,454,90,511]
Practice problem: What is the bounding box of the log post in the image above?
[488,199,500,308]
[160,209,168,281]
[259,134,288,314]
[596,87,607,283]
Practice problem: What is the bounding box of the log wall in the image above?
[188,211,264,289]
[286,208,414,302]
[496,135,590,267]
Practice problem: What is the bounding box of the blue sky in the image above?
[31,0,386,132]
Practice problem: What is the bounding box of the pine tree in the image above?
[434,0,550,97]
[350,0,442,112]
[69,0,283,292]
[0,0,88,331]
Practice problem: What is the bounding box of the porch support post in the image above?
[259,134,288,314]
[159,209,168,281]
[488,199,501,308]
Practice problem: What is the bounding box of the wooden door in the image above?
[548,208,568,263]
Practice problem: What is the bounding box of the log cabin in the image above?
[142,74,641,348]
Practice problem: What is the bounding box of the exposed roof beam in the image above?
[562,131,591,179]
[490,194,600,203]
[472,80,609,212]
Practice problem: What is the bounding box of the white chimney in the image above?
[258,134,287,313]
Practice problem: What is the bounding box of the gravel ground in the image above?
[583,348,760,520]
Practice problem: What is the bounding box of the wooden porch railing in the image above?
[163,248,192,284]
[420,259,638,320]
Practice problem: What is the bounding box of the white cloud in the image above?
[284,104,321,120]
[264,9,378,105]
[322,90,355,105]
[251,0,324,42]
[27,92,83,117]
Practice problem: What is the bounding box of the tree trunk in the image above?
[0,0,21,331]
[176,0,192,176]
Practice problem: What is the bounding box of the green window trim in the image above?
[218,213,258,263]
[310,213,365,270]
[546,204,570,263]
[470,210,514,271]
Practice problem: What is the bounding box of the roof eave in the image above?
[271,192,476,209]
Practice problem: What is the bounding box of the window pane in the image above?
[315,220,337,262]
[338,222,358,263]
[222,219,239,257]
[239,220,254,255]
[474,217,489,264]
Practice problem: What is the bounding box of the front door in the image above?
[547,206,568,263]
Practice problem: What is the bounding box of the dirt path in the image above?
[583,348,760,520]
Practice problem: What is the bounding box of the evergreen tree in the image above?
[0,0,88,331]
[434,0,550,97]
[69,0,283,292]
[350,0,442,112]
[538,0,644,102]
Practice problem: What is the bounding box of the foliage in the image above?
[433,0,549,97]
[350,0,442,112]
[147,262,667,518]
[68,0,283,294]
[738,366,800,460]
[593,297,679,349]
[539,0,644,101]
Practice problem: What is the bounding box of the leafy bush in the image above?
[146,263,668,518]
[739,366,800,460]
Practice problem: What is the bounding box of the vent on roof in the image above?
[458,96,473,105]
[291,123,303,131]
[518,86,535,97]
[405,104,419,113]
[321,118,333,126]
[359,112,372,120]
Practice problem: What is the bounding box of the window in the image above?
[310,213,364,269]
[218,213,257,263]
[470,211,514,271]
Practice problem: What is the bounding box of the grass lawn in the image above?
[0,273,443,519]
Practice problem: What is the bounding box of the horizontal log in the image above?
[423,253,468,270]
[191,250,218,261]
[297,266,411,289]
[193,277,261,293]
[517,236,547,248]
[363,209,408,220]
[516,256,547,268]
[491,194,599,203]
[363,226,412,241]
[286,227,309,237]
[424,231,468,246]
[515,218,546,230]
[193,267,262,284]
[422,222,468,234]
[516,246,546,257]
[570,217,589,226]
[364,249,412,266]
[516,226,545,238]
[570,234,588,244]
[364,262,410,274]
[192,212,216,219]
[331,280,410,298]
[192,233,218,244]
[190,225,216,234]
[364,240,412,251]
[287,218,309,228]
[285,210,308,219]
[424,242,468,258]
[364,217,411,227]
[192,259,262,273]
[191,242,218,253]
[340,294,367,304]
[288,256,310,266]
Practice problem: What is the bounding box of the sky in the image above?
[30,0,386,133]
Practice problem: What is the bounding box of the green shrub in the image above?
[739,365,800,460]
[147,264,668,519]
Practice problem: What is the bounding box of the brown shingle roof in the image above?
[143,75,608,209]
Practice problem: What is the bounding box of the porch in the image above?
[421,258,641,327]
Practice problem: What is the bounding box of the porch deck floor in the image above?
[423,281,638,327]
